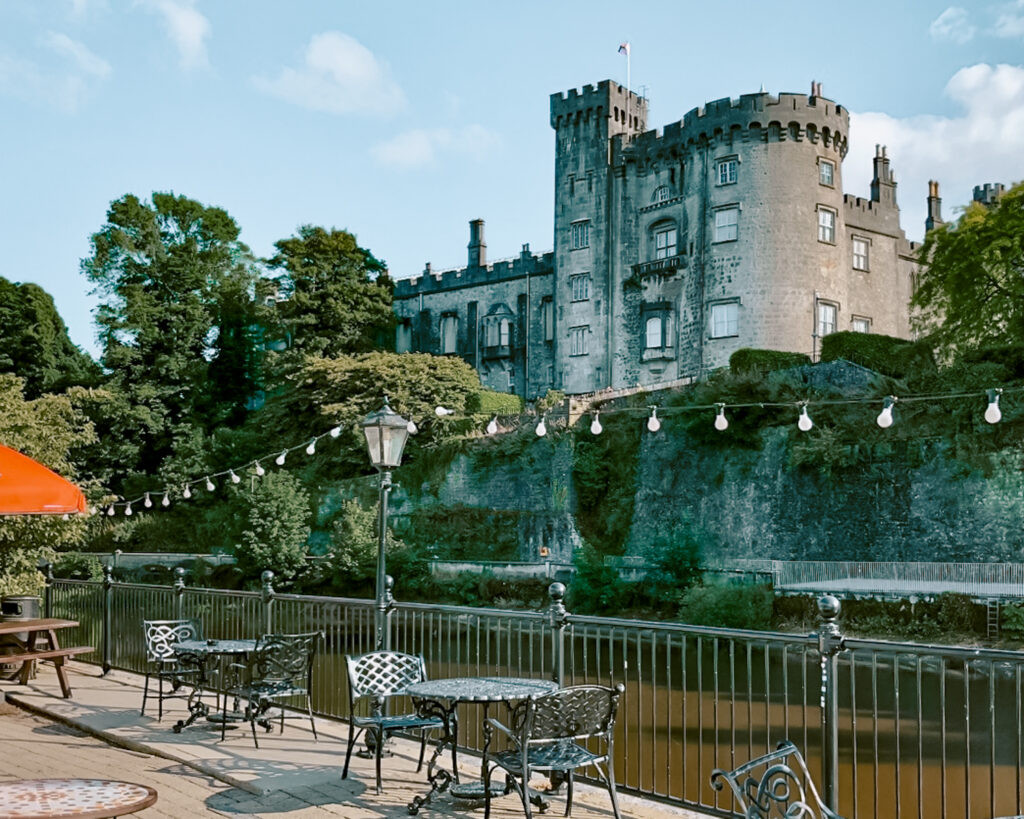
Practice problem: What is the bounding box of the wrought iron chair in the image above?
[141,619,203,721]
[482,683,625,819]
[342,650,451,795]
[710,739,845,818]
[221,631,321,747]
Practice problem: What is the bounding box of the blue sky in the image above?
[2,0,1023,359]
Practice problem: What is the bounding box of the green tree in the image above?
[81,192,262,479]
[913,182,1024,354]
[234,471,310,583]
[0,278,99,398]
[266,225,394,362]
[0,374,97,595]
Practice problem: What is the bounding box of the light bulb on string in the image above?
[254,461,265,477]
[229,470,241,484]
[205,476,215,492]
[305,440,316,456]
[647,406,661,433]
[590,411,602,435]
[161,493,170,508]
[275,450,287,466]
[182,485,192,500]
[329,425,341,438]
[106,505,115,516]
[124,503,132,517]
[714,404,729,431]
[407,419,418,435]
[435,406,455,417]
[797,405,813,432]
[985,389,1003,424]
[536,415,547,437]
[876,396,896,429]
[486,416,498,435]
[143,492,152,508]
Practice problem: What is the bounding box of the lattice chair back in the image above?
[143,619,201,662]
[250,632,319,688]
[710,740,844,819]
[346,650,428,703]
[518,683,622,746]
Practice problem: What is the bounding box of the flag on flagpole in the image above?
[618,42,630,56]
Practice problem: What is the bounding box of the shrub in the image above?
[677,584,774,630]
[819,331,935,378]
[729,349,811,376]
[466,390,524,416]
[53,553,105,581]
[566,544,629,614]
[1004,602,1024,639]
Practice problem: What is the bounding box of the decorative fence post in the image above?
[38,561,54,618]
[102,563,113,675]
[261,571,275,635]
[816,594,844,812]
[173,567,186,621]
[547,582,567,687]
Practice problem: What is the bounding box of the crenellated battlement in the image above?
[550,79,648,131]
[619,90,849,163]
[394,249,554,298]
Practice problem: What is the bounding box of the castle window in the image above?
[817,206,836,243]
[710,301,739,338]
[645,316,663,349]
[716,157,738,186]
[713,206,739,243]
[570,220,590,250]
[395,320,412,353]
[652,185,671,203]
[499,318,510,347]
[570,325,589,356]
[817,301,837,337]
[819,159,835,186]
[852,316,871,333]
[852,236,870,271]
[570,273,591,302]
[440,314,458,354]
[541,298,553,341]
[652,223,678,259]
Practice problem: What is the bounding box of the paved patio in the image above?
[0,662,705,818]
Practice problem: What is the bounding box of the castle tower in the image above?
[549,81,648,393]
[925,180,944,232]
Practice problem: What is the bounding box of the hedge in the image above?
[729,348,811,375]
[466,389,524,415]
[819,331,935,378]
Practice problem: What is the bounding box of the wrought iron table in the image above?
[0,778,157,819]
[404,676,558,814]
[169,638,256,733]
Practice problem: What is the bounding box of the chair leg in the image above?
[250,700,260,749]
[483,762,494,819]
[157,674,164,721]
[374,727,383,795]
[342,721,360,780]
[565,771,573,817]
[141,672,150,717]
[306,696,317,741]
[416,732,427,772]
[603,763,622,819]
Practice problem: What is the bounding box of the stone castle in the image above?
[393,79,947,399]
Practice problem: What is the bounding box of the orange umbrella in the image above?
[0,444,88,516]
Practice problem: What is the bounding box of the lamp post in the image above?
[361,396,409,651]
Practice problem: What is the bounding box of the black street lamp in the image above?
[361,396,409,650]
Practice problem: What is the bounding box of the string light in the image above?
[798,405,813,432]
[985,389,1002,424]
[714,403,729,431]
[254,461,265,477]
[229,470,241,484]
[536,415,547,437]
[647,406,661,433]
[486,416,499,435]
[305,440,316,455]
[876,396,896,429]
[590,411,602,435]
[161,493,170,508]
[407,419,418,434]
[143,492,152,508]
[205,476,215,492]
[275,450,287,466]
[124,503,132,516]
[107,505,115,516]
[329,425,341,438]
[182,485,192,499]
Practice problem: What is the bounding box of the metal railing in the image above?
[39,564,1024,819]
[775,560,1024,598]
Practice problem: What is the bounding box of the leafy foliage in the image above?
[820,331,936,379]
[912,182,1024,355]
[676,584,775,629]
[729,348,811,375]
[234,471,310,584]
[467,390,524,415]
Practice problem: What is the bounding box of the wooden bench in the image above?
[0,618,91,698]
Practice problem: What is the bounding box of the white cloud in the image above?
[847,64,1024,241]
[992,0,1024,38]
[254,31,405,116]
[930,7,976,43]
[43,32,111,78]
[371,125,500,168]
[139,0,210,70]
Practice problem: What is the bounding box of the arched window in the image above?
[645,316,663,349]
[652,185,671,203]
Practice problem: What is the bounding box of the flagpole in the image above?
[626,48,630,132]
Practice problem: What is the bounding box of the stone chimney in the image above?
[468,219,486,268]
[925,180,944,232]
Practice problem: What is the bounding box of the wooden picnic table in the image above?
[0,618,93,698]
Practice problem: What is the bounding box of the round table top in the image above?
[171,638,256,656]
[0,778,157,819]
[405,676,558,703]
